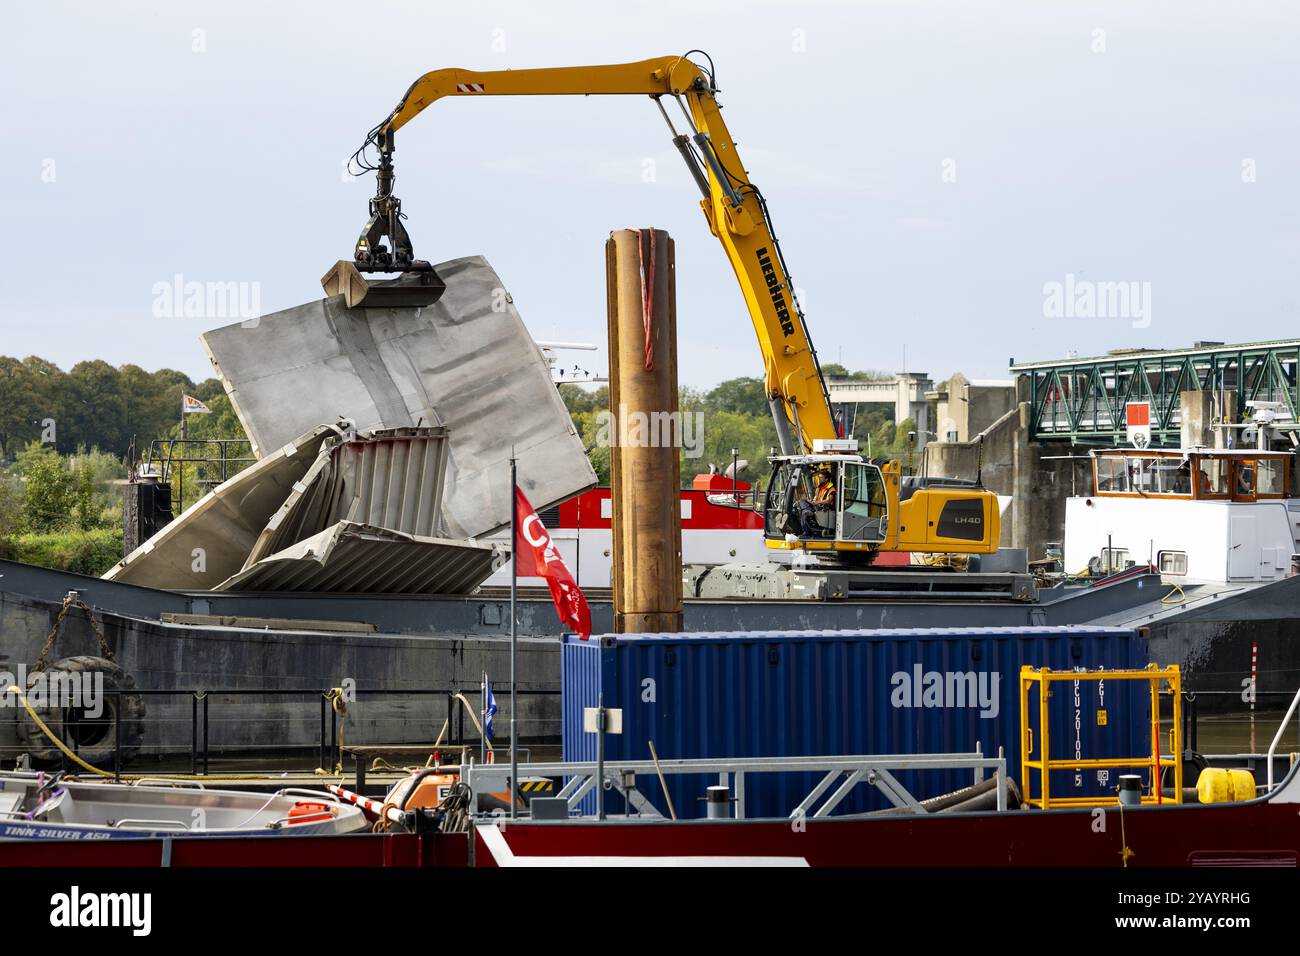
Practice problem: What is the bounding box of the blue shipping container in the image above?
[561,627,1153,818]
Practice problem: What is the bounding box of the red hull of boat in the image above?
[4,797,1297,868]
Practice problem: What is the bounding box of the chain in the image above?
[31,591,116,673]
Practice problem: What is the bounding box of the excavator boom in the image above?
[339,56,835,453]
[333,55,1001,558]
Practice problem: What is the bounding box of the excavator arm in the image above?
[344,56,835,454]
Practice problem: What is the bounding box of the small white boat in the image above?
[0,773,368,841]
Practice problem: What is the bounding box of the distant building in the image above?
[927,373,1016,443]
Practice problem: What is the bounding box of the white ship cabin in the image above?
[1064,448,1299,583]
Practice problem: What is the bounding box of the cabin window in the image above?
[1097,455,1192,497]
[1257,459,1286,496]
[1152,458,1192,495]
[1158,550,1188,575]
[1099,548,1130,573]
[1127,456,1192,496]
[1196,458,1230,497]
[1235,461,1256,497]
[1096,456,1129,493]
[1127,458,1155,493]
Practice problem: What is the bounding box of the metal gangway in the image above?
[462,750,1008,822]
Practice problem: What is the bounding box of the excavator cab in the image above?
[763,454,889,555]
[763,449,1000,560]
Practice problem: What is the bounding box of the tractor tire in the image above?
[15,656,146,768]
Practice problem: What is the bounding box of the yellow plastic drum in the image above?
[1196,767,1256,803]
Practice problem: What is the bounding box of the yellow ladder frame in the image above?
[1019,664,1182,809]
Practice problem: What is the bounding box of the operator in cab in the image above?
[797,466,836,537]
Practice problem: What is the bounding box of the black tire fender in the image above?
[14,656,146,767]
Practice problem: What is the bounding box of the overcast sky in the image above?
[2,0,1296,390]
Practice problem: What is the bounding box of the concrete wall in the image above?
[927,377,1091,556]
[932,373,1016,443]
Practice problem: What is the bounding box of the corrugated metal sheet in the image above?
[201,255,597,538]
[103,424,346,589]
[246,427,449,566]
[562,627,1152,818]
[217,522,503,594]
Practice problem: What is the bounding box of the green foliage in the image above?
[574,411,611,485]
[0,354,210,461]
[558,384,608,417]
[678,392,777,486]
[701,377,769,419]
[9,527,124,576]
[14,442,78,533]
[0,436,129,573]
[10,442,121,534]
[0,475,20,538]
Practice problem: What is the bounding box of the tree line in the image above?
[0,355,229,461]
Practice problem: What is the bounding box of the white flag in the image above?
[182,394,212,415]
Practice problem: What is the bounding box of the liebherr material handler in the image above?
[327,54,999,566]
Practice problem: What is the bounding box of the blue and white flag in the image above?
[484,682,498,740]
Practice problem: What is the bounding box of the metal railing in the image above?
[463,750,1008,821]
[1266,686,1300,790]
[29,686,559,783]
[1179,688,1300,746]
[145,436,256,511]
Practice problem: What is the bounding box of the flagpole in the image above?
[509,447,518,820]
[179,396,187,509]
[480,671,486,764]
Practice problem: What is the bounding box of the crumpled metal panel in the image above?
[102,424,345,590]
[201,255,596,538]
[245,426,449,568]
[215,522,504,594]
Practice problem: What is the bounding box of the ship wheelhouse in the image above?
[1090,449,1291,503]
[1066,448,1299,584]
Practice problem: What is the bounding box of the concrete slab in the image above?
[201,255,596,538]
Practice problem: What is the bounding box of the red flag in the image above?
[514,488,591,640]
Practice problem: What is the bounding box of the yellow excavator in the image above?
[328,53,999,564]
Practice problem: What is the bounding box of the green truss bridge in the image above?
[1010,339,1300,446]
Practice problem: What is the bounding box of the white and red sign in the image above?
[515,487,591,640]
[1125,401,1151,449]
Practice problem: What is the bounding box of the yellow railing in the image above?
[1020,664,1182,809]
